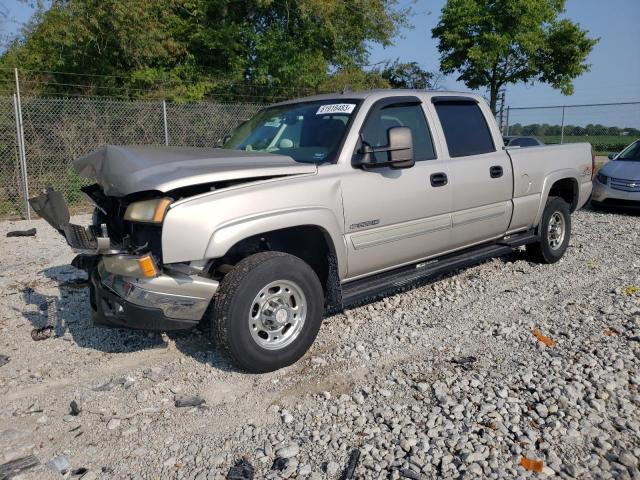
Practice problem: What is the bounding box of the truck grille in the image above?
[610,177,640,192]
[63,224,99,251]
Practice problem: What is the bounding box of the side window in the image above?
[434,102,495,157]
[511,137,538,147]
[361,103,436,162]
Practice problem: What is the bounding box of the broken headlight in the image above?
[124,198,172,223]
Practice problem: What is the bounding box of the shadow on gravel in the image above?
[588,203,640,217]
[343,250,524,311]
[18,246,531,374]
[20,265,243,373]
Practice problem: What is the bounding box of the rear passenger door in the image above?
[432,98,513,248]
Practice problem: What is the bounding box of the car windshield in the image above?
[616,140,640,161]
[222,99,361,163]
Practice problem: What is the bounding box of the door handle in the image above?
[430,172,448,187]
[490,166,503,178]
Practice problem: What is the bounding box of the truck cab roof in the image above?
[272,89,485,107]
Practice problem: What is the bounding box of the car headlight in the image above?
[124,198,172,223]
[595,173,608,185]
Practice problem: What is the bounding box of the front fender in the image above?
[204,207,348,278]
[161,173,347,277]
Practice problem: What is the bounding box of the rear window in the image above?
[510,137,539,147]
[434,103,495,157]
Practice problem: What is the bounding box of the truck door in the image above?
[432,98,513,248]
[341,97,452,278]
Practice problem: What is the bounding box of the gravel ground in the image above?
[0,208,639,480]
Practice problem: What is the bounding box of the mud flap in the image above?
[28,187,70,233]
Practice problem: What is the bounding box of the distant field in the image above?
[540,135,636,155]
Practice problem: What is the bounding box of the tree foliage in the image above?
[432,0,598,113]
[380,61,433,89]
[2,0,410,101]
[510,123,640,137]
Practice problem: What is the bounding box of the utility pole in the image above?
[14,68,31,220]
[162,100,169,146]
[497,90,506,135]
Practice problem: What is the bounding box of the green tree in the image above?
[380,61,433,89]
[432,0,598,113]
[2,0,409,101]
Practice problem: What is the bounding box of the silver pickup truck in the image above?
[30,90,593,372]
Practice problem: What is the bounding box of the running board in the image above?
[341,230,538,308]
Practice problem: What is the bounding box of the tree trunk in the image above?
[489,82,499,115]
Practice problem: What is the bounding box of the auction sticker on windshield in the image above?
[316,104,356,115]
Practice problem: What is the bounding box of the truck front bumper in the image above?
[90,260,219,331]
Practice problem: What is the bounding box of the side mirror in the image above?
[355,126,415,169]
[607,152,618,160]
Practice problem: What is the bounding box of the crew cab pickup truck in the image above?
[30,90,593,373]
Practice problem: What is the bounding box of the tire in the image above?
[211,251,324,373]
[526,197,571,264]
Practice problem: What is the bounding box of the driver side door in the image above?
[341,97,453,279]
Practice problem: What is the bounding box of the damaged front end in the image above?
[29,186,218,331]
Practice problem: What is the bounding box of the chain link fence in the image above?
[0,97,25,218]
[2,96,640,220]
[503,102,640,156]
[0,96,264,219]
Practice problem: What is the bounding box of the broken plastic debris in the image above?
[31,326,54,341]
[0,455,40,478]
[227,458,254,480]
[532,328,556,347]
[450,356,478,371]
[174,395,205,408]
[397,468,421,480]
[341,449,361,479]
[271,457,289,471]
[70,400,82,416]
[0,354,9,367]
[6,228,36,237]
[519,456,544,473]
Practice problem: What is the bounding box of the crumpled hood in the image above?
[600,160,640,181]
[74,145,317,196]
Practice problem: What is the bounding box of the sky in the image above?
[368,0,640,108]
[3,0,640,125]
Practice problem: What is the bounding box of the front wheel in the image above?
[526,197,571,264]
[210,251,324,373]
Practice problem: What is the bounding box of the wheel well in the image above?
[209,225,341,312]
[548,178,579,211]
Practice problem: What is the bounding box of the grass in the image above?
[540,135,635,155]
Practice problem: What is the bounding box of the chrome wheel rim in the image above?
[547,211,566,250]
[248,280,307,350]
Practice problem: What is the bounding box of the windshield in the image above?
[222,99,360,163]
[616,140,640,161]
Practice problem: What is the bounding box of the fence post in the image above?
[560,106,566,144]
[505,106,510,136]
[162,100,169,146]
[14,69,31,220]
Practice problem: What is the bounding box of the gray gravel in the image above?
[0,208,639,479]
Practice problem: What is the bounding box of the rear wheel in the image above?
[526,197,571,264]
[211,251,324,373]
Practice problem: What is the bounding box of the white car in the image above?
[592,139,640,209]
